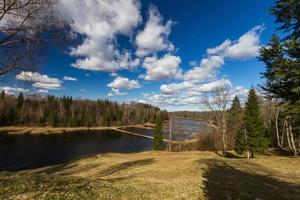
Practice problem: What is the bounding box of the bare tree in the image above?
[0,0,66,76]
[202,86,231,157]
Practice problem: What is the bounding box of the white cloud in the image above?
[107,76,141,96]
[1,87,30,95]
[143,78,232,107]
[107,88,128,96]
[207,25,264,60]
[135,6,174,57]
[16,71,62,90]
[231,86,249,99]
[58,0,141,72]
[36,89,49,93]
[207,40,232,55]
[160,81,194,94]
[108,76,141,89]
[142,54,182,81]
[140,26,263,110]
[183,55,224,83]
[193,79,232,93]
[63,76,77,81]
[80,88,87,93]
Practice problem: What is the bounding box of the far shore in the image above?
[0,124,155,135]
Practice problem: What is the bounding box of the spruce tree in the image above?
[153,118,164,150]
[0,90,5,99]
[16,92,24,110]
[235,88,270,157]
[227,95,243,149]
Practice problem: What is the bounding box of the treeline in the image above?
[0,91,168,127]
[169,111,210,120]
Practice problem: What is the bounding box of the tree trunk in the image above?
[221,130,227,157]
[288,121,298,156]
[275,108,283,148]
[246,149,250,159]
[285,119,293,150]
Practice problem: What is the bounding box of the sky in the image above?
[1,0,277,111]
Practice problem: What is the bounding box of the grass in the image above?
[0,151,299,199]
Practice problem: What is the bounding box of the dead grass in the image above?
[0,151,299,199]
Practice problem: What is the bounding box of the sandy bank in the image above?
[0,124,154,135]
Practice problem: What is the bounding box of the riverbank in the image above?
[0,151,299,199]
[0,124,154,135]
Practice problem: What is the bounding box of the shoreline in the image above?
[0,124,154,135]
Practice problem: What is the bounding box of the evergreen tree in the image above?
[234,127,248,156]
[0,90,5,99]
[235,88,270,157]
[260,0,300,154]
[153,117,164,150]
[16,92,24,110]
[227,95,243,149]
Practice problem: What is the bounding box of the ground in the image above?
[0,151,299,200]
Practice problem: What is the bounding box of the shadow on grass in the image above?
[265,148,297,157]
[201,159,300,200]
[97,158,155,177]
[214,151,243,159]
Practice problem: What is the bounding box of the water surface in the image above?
[0,130,152,171]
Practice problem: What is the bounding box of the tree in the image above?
[0,90,5,99]
[16,92,24,109]
[260,0,299,155]
[235,88,270,158]
[202,86,231,156]
[0,0,67,76]
[227,95,243,149]
[153,117,164,150]
[270,0,300,39]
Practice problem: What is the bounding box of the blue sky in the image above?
[2,0,277,111]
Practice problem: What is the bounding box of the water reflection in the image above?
[0,130,152,171]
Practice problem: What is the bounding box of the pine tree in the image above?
[235,88,270,157]
[153,117,164,150]
[227,95,243,149]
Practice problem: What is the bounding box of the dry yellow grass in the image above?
[1,151,300,199]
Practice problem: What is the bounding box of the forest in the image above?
[0,91,168,127]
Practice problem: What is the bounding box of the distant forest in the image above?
[0,91,168,127]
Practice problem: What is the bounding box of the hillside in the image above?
[1,151,299,199]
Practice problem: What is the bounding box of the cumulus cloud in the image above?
[36,89,49,93]
[143,78,232,107]
[58,0,141,72]
[160,81,194,94]
[184,55,224,83]
[142,54,182,81]
[193,79,232,93]
[207,25,264,59]
[16,71,62,90]
[231,86,249,99]
[107,88,128,96]
[0,86,30,95]
[108,76,141,89]
[146,25,263,108]
[63,76,77,81]
[107,76,141,96]
[135,6,174,57]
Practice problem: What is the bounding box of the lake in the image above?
[0,130,152,171]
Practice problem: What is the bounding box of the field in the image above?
[0,151,299,200]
